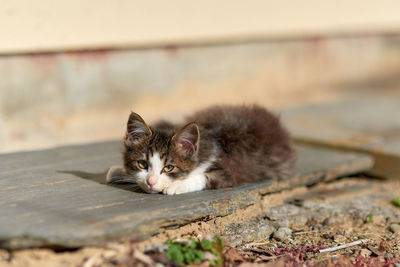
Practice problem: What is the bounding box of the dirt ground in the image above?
[1,176,399,267]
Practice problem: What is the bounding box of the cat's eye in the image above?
[162,165,174,173]
[137,160,148,169]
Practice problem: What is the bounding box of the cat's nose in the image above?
[147,175,157,187]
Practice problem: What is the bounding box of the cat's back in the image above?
[187,105,296,184]
[187,105,289,151]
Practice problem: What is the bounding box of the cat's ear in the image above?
[172,122,199,158]
[125,112,152,146]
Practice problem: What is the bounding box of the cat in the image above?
[106,105,296,195]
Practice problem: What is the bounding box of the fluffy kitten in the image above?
[107,105,296,195]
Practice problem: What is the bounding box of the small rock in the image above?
[389,223,400,233]
[225,248,244,263]
[264,205,301,221]
[222,222,275,246]
[325,217,345,226]
[322,233,334,240]
[203,251,218,262]
[322,218,330,226]
[367,245,383,257]
[273,227,292,241]
[373,215,386,225]
[334,234,346,243]
[289,215,308,227]
[144,243,169,253]
[273,219,289,228]
[360,249,371,258]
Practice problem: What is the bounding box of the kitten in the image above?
[107,105,296,195]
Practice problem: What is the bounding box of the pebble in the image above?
[321,217,345,226]
[372,215,386,225]
[360,249,371,258]
[222,222,275,247]
[273,227,292,241]
[333,234,346,243]
[389,223,400,233]
[322,233,334,240]
[264,205,302,221]
[322,218,330,226]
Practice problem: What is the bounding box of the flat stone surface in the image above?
[282,97,400,179]
[0,141,373,249]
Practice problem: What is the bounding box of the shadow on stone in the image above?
[58,170,144,193]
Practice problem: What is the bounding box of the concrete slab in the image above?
[0,141,373,249]
[282,97,400,178]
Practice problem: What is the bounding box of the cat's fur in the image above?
[108,105,296,195]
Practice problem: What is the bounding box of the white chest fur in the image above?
[164,156,215,195]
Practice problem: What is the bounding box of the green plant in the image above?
[207,236,224,266]
[166,236,224,266]
[365,211,374,223]
[392,197,400,207]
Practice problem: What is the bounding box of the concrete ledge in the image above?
[283,97,400,179]
[0,141,373,249]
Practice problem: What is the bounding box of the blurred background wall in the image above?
[1,0,400,152]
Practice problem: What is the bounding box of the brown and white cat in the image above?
[106,105,296,195]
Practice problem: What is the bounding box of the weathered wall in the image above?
[2,0,400,54]
[1,35,400,152]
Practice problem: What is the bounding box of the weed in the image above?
[166,236,224,266]
[392,197,400,207]
[365,211,374,224]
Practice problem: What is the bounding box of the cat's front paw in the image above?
[163,181,188,195]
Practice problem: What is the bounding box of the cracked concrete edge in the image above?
[0,183,264,250]
[293,138,394,179]
[0,150,374,250]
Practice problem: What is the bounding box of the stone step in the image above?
[0,141,373,249]
[282,96,400,179]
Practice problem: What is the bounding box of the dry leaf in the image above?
[225,248,244,262]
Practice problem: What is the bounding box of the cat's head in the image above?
[123,112,200,193]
